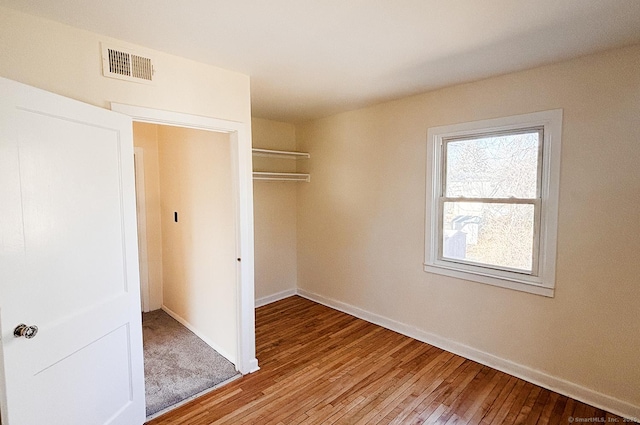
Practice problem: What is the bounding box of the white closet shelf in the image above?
[252,148,310,159]
[253,172,310,182]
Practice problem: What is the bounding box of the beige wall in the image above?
[252,118,299,301]
[0,7,250,124]
[296,45,640,411]
[158,126,238,363]
[133,123,164,311]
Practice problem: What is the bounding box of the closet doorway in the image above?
[112,104,258,417]
[133,122,240,416]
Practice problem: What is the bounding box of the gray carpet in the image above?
[142,310,240,417]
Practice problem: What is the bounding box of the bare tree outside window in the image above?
[441,129,542,273]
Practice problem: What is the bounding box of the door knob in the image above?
[14,324,38,339]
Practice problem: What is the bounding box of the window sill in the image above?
[423,263,554,297]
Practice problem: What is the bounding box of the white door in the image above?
[0,78,146,424]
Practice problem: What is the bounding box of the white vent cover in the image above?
[101,43,154,84]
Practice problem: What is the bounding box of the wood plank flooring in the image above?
[147,296,621,424]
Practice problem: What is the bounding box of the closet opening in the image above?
[112,102,258,419]
[133,122,242,418]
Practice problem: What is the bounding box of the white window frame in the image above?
[424,109,562,297]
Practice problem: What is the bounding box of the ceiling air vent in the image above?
[101,43,155,84]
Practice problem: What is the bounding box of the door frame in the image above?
[112,103,259,375]
[133,147,151,313]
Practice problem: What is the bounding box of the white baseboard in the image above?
[255,288,297,308]
[296,288,640,420]
[161,305,237,367]
[247,358,260,374]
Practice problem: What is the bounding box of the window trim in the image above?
[424,109,562,297]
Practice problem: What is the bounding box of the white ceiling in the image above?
[3,0,640,122]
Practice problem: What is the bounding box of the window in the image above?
[425,110,562,297]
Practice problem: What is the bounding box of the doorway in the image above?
[133,122,242,417]
[112,103,257,377]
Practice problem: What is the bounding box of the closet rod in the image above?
[253,172,310,182]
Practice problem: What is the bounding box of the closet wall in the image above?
[133,122,238,364]
[252,118,298,302]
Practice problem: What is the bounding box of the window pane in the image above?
[442,202,534,272]
[445,130,540,199]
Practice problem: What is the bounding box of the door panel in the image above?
[19,324,133,425]
[0,77,145,425]
[17,110,127,320]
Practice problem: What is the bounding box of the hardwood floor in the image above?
[147,296,621,424]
